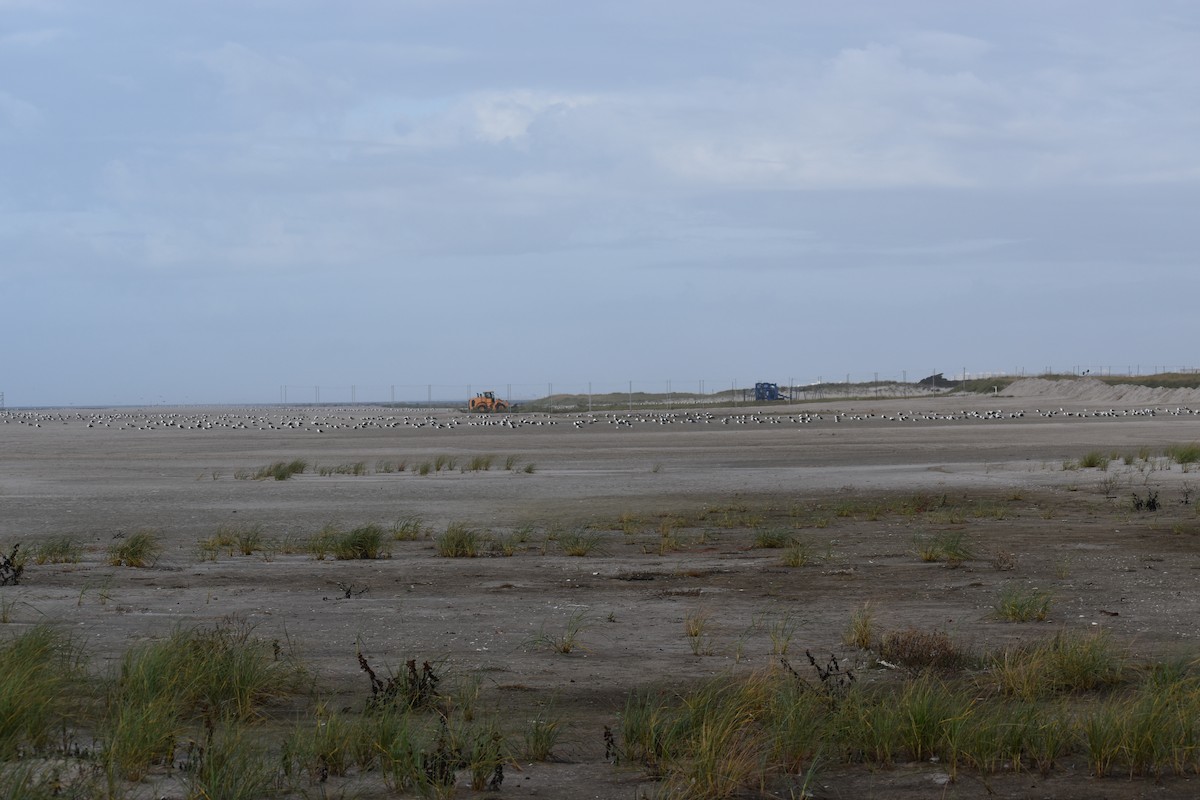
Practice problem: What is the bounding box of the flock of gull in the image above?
[2,404,1198,434]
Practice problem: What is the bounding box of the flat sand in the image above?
[3,380,1200,798]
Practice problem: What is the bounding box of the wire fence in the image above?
[276,365,1200,410]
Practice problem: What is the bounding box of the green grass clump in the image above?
[780,540,815,567]
[1078,451,1111,470]
[0,626,86,758]
[31,536,83,565]
[752,528,795,549]
[107,530,163,567]
[465,454,495,472]
[558,530,605,556]
[994,585,1053,622]
[914,530,974,565]
[183,723,277,800]
[308,524,389,560]
[200,523,265,557]
[987,630,1126,699]
[318,461,368,476]
[334,524,389,560]
[842,602,876,650]
[614,637,1200,794]
[435,524,482,558]
[104,619,302,780]
[1166,443,1200,465]
[521,710,562,761]
[253,459,308,480]
[0,762,111,799]
[390,516,427,541]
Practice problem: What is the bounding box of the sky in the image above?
[2,1,1198,406]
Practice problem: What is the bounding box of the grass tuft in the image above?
[435,523,482,558]
[994,585,1053,622]
[107,530,163,568]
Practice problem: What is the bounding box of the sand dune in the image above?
[1003,377,1200,406]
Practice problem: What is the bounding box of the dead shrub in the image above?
[879,627,970,671]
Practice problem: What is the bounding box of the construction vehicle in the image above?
[754,383,790,402]
[468,391,509,413]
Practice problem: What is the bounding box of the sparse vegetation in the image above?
[317,461,367,476]
[248,459,308,481]
[558,530,605,556]
[30,537,83,565]
[780,539,814,567]
[525,611,589,654]
[107,531,162,568]
[914,530,974,565]
[18,399,1200,797]
[995,584,1053,622]
[752,528,794,549]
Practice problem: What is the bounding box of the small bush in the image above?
[0,545,25,586]
[989,549,1018,571]
[1131,490,1160,512]
[358,652,444,713]
[879,627,970,671]
[1079,451,1110,470]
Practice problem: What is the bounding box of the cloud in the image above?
[469,90,589,144]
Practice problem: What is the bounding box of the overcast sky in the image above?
[2,1,1197,406]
